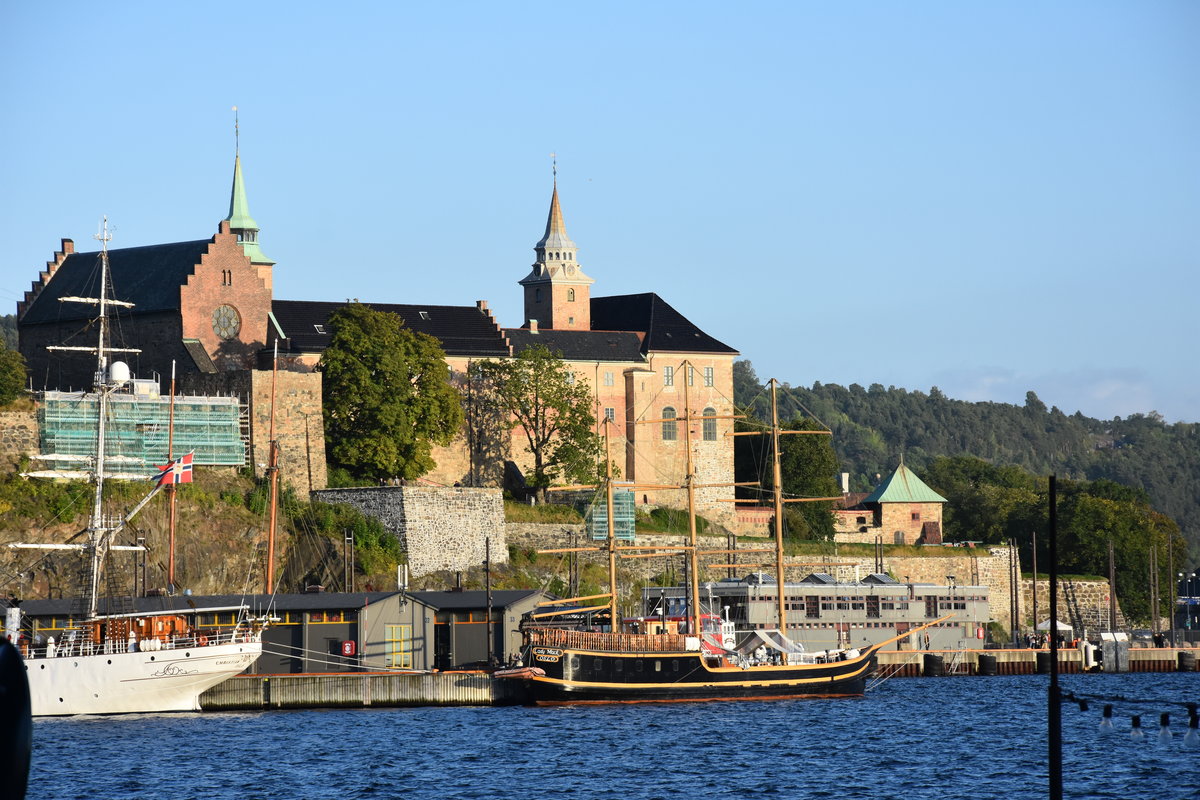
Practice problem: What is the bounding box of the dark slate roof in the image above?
[800,573,838,585]
[21,240,211,324]
[409,589,544,610]
[272,299,510,358]
[590,293,737,355]
[505,328,646,362]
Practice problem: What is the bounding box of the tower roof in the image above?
[225,154,275,265]
[535,181,577,253]
[863,463,947,504]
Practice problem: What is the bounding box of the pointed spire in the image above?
[535,178,576,255]
[223,112,275,265]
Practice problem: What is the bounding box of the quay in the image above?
[200,646,1197,711]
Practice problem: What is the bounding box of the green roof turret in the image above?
[225,153,275,266]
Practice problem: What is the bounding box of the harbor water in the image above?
[29,672,1199,800]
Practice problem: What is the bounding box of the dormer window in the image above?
[313,324,326,334]
[419,311,430,320]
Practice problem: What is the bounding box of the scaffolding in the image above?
[587,489,636,541]
[37,389,248,476]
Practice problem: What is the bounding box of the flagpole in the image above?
[167,360,177,595]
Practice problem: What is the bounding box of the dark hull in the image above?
[525,646,875,705]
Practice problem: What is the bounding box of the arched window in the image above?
[567,288,576,302]
[535,288,542,302]
[662,407,677,441]
[703,407,717,441]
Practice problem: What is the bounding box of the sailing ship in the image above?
[10,219,263,716]
[503,373,948,703]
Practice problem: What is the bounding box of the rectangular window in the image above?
[703,367,714,387]
[386,624,412,669]
[604,407,615,422]
[604,371,614,386]
[912,512,921,521]
[663,365,674,387]
[687,366,694,386]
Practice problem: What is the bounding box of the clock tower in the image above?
[518,175,594,330]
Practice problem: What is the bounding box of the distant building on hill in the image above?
[833,461,947,545]
[17,142,737,515]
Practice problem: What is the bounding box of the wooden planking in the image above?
[200,671,500,711]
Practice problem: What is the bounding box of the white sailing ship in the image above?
[9,218,262,716]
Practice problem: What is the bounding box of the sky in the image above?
[2,2,1196,423]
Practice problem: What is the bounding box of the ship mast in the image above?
[682,363,701,636]
[770,379,787,632]
[604,418,618,625]
[45,218,141,618]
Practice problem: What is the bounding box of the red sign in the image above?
[341,640,356,657]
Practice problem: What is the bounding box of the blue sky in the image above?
[2,2,1196,422]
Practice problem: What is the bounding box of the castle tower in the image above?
[225,125,275,287]
[518,177,593,330]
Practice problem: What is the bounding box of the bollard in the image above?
[1179,652,1196,673]
[1036,651,1053,675]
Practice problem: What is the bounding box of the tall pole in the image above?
[1168,545,1175,646]
[485,537,494,666]
[167,360,177,594]
[1048,475,1062,800]
[265,340,279,594]
[1031,529,1039,635]
[770,379,787,633]
[1009,538,1019,646]
[682,362,700,636]
[604,419,618,628]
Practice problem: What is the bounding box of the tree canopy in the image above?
[320,303,462,481]
[475,344,603,495]
[0,343,26,407]
[734,359,1200,567]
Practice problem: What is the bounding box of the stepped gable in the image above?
[505,327,645,362]
[271,299,511,358]
[590,292,737,355]
[863,462,947,504]
[19,239,212,324]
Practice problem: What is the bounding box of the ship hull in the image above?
[27,641,261,717]
[523,646,874,705]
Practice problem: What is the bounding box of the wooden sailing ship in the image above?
[502,370,948,704]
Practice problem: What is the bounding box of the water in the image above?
[28,673,1200,800]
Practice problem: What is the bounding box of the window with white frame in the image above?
[662,407,677,440]
[703,367,714,387]
[663,365,674,387]
[604,371,614,386]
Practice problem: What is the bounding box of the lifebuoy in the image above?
[197,635,209,647]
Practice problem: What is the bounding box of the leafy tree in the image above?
[0,314,16,350]
[0,344,26,406]
[475,344,603,496]
[320,303,463,481]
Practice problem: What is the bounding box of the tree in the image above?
[0,344,26,406]
[320,303,463,481]
[475,344,603,496]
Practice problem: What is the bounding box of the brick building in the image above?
[833,461,947,545]
[17,149,738,514]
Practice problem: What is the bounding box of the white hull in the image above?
[27,640,260,717]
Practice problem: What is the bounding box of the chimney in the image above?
[840,472,850,494]
[476,300,488,311]
[529,319,539,334]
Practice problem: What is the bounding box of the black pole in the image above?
[1010,538,1019,647]
[485,537,494,667]
[1048,475,1062,800]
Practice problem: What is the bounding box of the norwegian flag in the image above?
[153,451,195,486]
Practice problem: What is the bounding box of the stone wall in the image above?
[315,486,505,576]
[0,410,38,468]
[1021,578,1126,633]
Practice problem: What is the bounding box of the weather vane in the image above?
[550,151,557,181]
[233,105,239,155]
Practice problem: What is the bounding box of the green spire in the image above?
[225,154,275,265]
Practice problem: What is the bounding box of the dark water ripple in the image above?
[27,673,1200,800]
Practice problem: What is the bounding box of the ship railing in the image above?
[526,626,690,653]
[22,625,260,659]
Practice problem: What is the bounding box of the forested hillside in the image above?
[734,361,1200,563]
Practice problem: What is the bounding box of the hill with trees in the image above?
[734,360,1200,567]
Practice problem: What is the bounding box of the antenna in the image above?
[233,105,239,156]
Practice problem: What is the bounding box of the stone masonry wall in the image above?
[1021,578,1125,633]
[0,410,38,468]
[314,486,505,576]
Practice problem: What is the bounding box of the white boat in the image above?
[9,218,263,716]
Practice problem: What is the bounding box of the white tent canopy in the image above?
[1036,619,1074,631]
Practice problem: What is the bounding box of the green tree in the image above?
[320,303,463,481]
[0,344,26,406]
[475,344,603,496]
